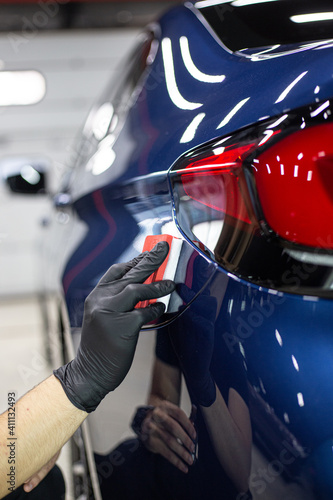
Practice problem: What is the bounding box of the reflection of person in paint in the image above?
[98,259,252,499]
[223,294,286,349]
[0,243,174,500]
[248,439,304,498]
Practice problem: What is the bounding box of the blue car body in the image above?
[52,1,333,497]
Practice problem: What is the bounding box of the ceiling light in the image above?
[0,70,45,106]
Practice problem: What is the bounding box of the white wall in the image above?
[0,28,140,296]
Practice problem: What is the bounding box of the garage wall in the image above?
[0,28,140,296]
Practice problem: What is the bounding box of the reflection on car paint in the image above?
[47,1,333,498]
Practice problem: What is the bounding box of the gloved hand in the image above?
[169,284,217,407]
[54,241,175,413]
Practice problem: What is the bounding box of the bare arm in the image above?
[0,375,87,499]
[167,285,252,491]
[148,357,182,406]
[201,385,252,493]
[0,242,175,497]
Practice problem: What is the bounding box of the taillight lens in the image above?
[254,123,333,249]
[169,100,333,297]
[180,142,258,224]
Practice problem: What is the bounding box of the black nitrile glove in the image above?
[54,241,175,413]
[169,284,217,407]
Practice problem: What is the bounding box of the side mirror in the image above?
[0,156,50,195]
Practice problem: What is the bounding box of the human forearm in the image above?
[0,243,175,498]
[201,386,252,493]
[147,358,181,406]
[0,375,87,498]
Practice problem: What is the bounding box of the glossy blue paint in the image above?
[216,273,333,445]
[55,2,333,496]
[69,4,333,202]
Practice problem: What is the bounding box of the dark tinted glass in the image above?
[197,0,333,51]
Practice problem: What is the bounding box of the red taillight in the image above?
[170,104,333,296]
[254,123,333,249]
[173,123,333,249]
[180,142,257,224]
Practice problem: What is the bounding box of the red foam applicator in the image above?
[136,234,182,310]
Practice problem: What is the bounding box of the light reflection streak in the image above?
[250,40,333,61]
[21,165,40,185]
[310,100,330,117]
[232,0,279,6]
[275,329,283,346]
[214,136,232,146]
[86,134,116,175]
[195,0,230,8]
[180,37,225,83]
[92,102,114,141]
[258,130,274,146]
[302,40,333,50]
[291,12,333,23]
[275,71,308,103]
[161,38,203,110]
[297,392,305,407]
[180,163,237,174]
[180,112,206,143]
[89,148,116,176]
[315,41,333,50]
[217,97,250,128]
[245,44,280,58]
[269,114,288,128]
[292,355,300,372]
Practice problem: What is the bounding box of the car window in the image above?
[195,0,333,52]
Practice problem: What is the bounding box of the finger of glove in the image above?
[133,302,166,327]
[98,253,147,285]
[122,241,170,284]
[110,280,176,312]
